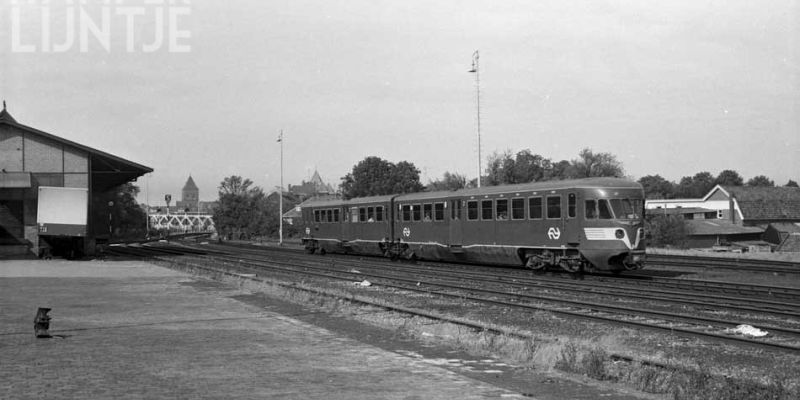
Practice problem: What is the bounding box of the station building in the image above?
[0,106,152,257]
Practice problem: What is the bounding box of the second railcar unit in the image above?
[301,177,645,273]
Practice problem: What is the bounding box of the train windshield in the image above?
[609,198,642,220]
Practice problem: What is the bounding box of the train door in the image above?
[562,192,581,246]
[448,198,462,245]
[340,206,351,240]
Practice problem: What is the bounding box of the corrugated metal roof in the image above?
[685,219,764,236]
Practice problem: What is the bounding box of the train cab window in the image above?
[511,198,525,220]
[434,203,445,221]
[423,203,433,222]
[610,199,642,220]
[314,210,321,223]
[496,199,508,220]
[367,206,375,222]
[568,193,576,218]
[481,200,494,220]
[529,197,543,219]
[467,201,479,220]
[333,209,340,222]
[547,195,561,219]
[585,200,597,219]
[376,206,384,222]
[351,207,359,222]
[401,205,411,221]
[598,199,613,219]
[412,204,422,221]
[359,207,367,222]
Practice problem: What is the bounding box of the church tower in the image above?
[177,175,199,211]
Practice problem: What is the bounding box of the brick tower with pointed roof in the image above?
[176,175,199,211]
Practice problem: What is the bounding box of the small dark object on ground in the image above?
[34,308,52,338]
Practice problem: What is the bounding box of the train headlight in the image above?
[615,229,625,239]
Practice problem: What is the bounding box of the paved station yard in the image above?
[0,259,527,399]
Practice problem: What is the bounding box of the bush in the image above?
[646,215,692,248]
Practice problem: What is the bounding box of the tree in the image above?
[484,150,516,186]
[638,175,675,199]
[213,175,265,240]
[92,183,147,240]
[428,171,467,191]
[714,169,744,186]
[786,180,799,188]
[674,172,715,198]
[569,148,625,178]
[340,156,424,199]
[512,149,552,183]
[746,175,775,187]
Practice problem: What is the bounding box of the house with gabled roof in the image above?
[646,184,800,251]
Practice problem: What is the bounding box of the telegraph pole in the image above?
[278,130,284,246]
[468,50,482,187]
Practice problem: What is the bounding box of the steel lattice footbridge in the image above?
[148,212,216,233]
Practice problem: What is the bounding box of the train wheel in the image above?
[319,248,327,256]
[525,256,547,271]
[305,247,316,254]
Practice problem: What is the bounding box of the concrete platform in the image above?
[0,260,528,399]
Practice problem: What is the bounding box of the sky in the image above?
[1,0,798,203]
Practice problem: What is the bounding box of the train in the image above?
[300,177,646,273]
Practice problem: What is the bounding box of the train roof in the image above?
[301,194,394,208]
[395,177,642,201]
[301,178,642,208]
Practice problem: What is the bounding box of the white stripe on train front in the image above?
[583,228,642,250]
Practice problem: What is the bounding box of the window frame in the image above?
[467,200,479,221]
[412,204,421,222]
[481,199,494,221]
[496,198,509,221]
[546,195,562,219]
[511,198,525,220]
[529,196,543,220]
[433,202,445,221]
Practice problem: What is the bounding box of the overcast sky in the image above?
[1,0,798,203]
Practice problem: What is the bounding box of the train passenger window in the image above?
[314,210,321,223]
[401,205,411,221]
[568,193,576,218]
[367,206,375,222]
[496,199,508,220]
[467,201,478,220]
[547,196,561,219]
[481,200,493,220]
[423,203,433,222]
[413,204,422,221]
[359,207,367,223]
[529,197,542,219]
[434,203,445,221]
[351,207,359,222]
[333,209,340,222]
[598,199,613,219]
[585,200,597,219]
[511,198,525,220]
[343,208,350,223]
[376,206,384,222]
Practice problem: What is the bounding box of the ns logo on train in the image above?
[547,227,561,240]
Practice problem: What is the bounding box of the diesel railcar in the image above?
[301,177,645,272]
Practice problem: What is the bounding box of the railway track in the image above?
[648,253,800,274]
[108,242,800,354]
